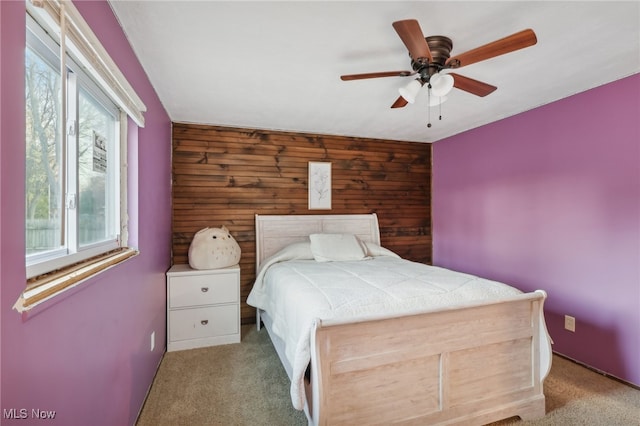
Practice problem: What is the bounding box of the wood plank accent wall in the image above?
[171,123,432,324]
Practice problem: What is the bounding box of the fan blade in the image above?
[390,96,408,108]
[446,29,537,68]
[392,19,433,64]
[340,71,414,81]
[450,73,497,97]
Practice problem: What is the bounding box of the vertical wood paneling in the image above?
[171,123,432,324]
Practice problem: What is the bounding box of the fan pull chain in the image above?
[427,84,432,128]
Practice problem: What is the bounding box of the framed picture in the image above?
[308,161,331,210]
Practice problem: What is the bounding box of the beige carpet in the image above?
[490,355,640,425]
[137,325,639,426]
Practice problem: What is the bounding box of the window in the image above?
[17,1,145,311]
[25,15,122,278]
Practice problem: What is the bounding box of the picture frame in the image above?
[308,161,331,210]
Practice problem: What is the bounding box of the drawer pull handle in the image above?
[201,287,209,292]
[201,320,209,325]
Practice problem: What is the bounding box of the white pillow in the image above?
[309,233,367,262]
[362,241,401,258]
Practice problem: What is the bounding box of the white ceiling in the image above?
[109,1,640,143]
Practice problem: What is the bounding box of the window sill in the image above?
[13,247,138,314]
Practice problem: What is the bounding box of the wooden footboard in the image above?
[308,290,551,425]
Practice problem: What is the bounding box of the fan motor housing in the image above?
[411,35,453,77]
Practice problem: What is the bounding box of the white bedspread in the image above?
[247,243,525,410]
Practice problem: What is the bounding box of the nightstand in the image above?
[166,264,241,352]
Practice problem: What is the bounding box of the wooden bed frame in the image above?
[254,214,552,426]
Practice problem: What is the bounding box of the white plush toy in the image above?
[188,226,241,270]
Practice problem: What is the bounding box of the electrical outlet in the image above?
[150,331,155,351]
[564,315,576,332]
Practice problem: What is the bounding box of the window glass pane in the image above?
[78,87,117,246]
[25,45,63,256]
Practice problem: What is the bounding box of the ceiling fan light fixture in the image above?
[430,73,455,97]
[398,79,423,104]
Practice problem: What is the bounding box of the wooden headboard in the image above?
[255,214,380,272]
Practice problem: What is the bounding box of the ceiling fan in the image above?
[340,19,537,109]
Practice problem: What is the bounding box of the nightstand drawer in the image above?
[169,305,239,342]
[169,272,238,308]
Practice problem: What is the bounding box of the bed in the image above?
[247,213,552,425]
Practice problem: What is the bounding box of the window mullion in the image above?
[58,5,68,252]
[66,69,79,253]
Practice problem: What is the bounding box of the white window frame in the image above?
[20,0,145,297]
[25,14,126,279]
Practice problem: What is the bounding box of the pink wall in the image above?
[433,74,640,386]
[1,1,172,425]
